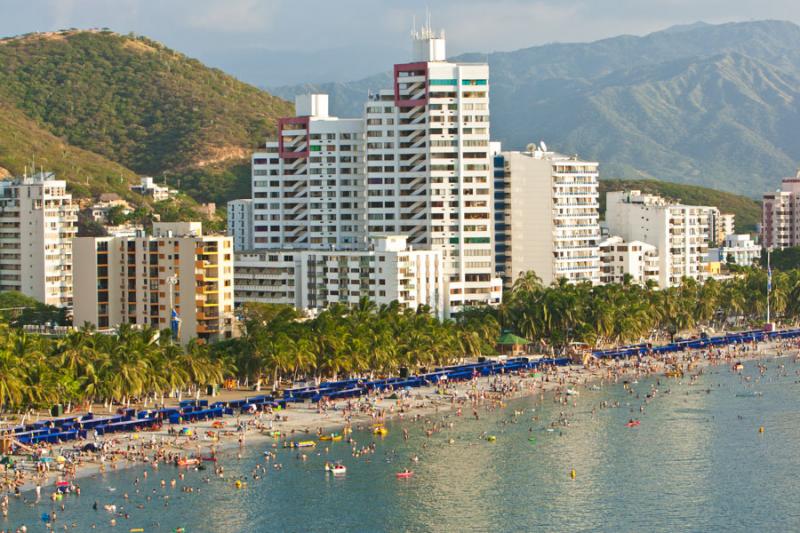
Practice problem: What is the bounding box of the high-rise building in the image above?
[762,172,800,249]
[73,222,235,344]
[494,144,600,286]
[251,94,366,250]
[605,190,713,288]
[227,199,254,251]
[232,27,501,316]
[0,172,77,307]
[235,236,444,316]
[362,27,501,313]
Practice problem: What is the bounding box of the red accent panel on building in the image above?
[278,116,310,159]
[394,62,429,107]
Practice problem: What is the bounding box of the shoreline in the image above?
[5,337,795,496]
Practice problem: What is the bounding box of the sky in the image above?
[1,0,799,85]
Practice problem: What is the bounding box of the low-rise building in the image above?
[235,236,444,317]
[131,176,177,201]
[73,222,235,344]
[707,233,761,267]
[599,236,659,286]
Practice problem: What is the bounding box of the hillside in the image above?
[272,20,800,197]
[599,179,761,232]
[0,100,138,199]
[0,29,293,206]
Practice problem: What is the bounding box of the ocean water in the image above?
[5,357,800,532]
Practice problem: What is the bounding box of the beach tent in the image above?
[496,331,530,356]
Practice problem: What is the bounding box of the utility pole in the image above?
[766,247,772,326]
[167,274,179,340]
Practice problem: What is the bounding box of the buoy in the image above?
[570,469,576,479]
[759,426,764,433]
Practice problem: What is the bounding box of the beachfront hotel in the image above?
[234,235,444,317]
[605,190,713,288]
[232,25,501,316]
[0,172,77,307]
[493,144,601,287]
[72,222,235,344]
[761,171,800,249]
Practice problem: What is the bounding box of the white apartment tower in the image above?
[605,190,712,288]
[362,27,501,313]
[252,94,367,250]
[0,172,77,307]
[227,199,254,251]
[238,27,501,316]
[762,172,800,249]
[494,144,600,286]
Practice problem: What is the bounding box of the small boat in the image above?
[294,440,316,448]
[395,470,414,479]
[320,433,342,441]
[625,420,641,428]
[331,465,346,476]
[177,458,200,467]
[487,435,497,442]
[373,426,388,436]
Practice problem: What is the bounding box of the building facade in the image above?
[251,94,367,251]
[227,199,254,251]
[73,222,235,344]
[361,27,501,313]
[494,144,600,286]
[0,173,77,307]
[232,27,501,316]
[599,236,659,285]
[234,236,444,316]
[605,190,712,288]
[707,233,761,267]
[762,172,800,249]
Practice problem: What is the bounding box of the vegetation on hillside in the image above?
[599,179,761,231]
[0,29,292,210]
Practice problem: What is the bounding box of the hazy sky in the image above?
[2,0,799,84]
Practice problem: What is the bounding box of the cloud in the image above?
[185,0,282,32]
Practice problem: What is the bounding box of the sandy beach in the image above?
[2,335,796,503]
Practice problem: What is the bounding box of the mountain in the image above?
[271,20,800,197]
[0,29,292,207]
[599,179,761,232]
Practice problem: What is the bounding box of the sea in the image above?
[5,356,800,532]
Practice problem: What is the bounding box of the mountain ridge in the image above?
[271,19,800,197]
